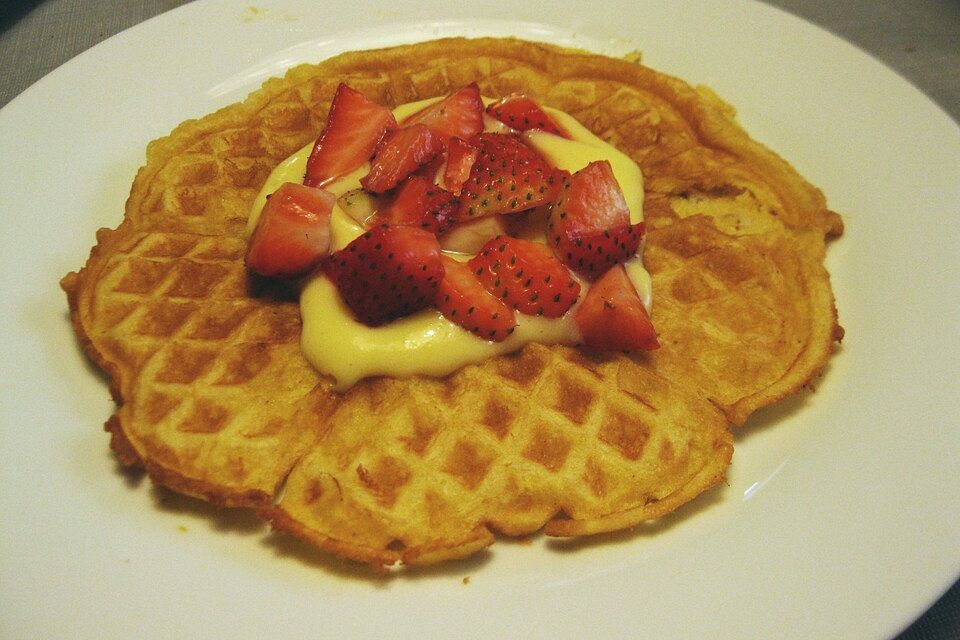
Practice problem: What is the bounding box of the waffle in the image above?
[62,37,841,568]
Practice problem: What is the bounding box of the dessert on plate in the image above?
[61,37,842,568]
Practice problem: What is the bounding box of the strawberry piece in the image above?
[408,152,447,185]
[468,236,580,318]
[458,133,561,219]
[436,256,516,341]
[304,83,396,188]
[485,94,566,137]
[443,136,479,194]
[326,225,443,326]
[376,176,459,234]
[548,160,644,278]
[557,222,645,279]
[402,83,484,146]
[360,124,443,193]
[575,265,658,351]
[245,182,336,278]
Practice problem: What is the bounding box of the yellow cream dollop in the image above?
[250,99,648,390]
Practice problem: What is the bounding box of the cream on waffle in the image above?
[62,37,841,568]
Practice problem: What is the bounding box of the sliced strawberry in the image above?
[402,83,484,146]
[468,236,580,318]
[575,265,658,351]
[458,133,561,219]
[556,222,645,279]
[443,136,479,194]
[376,176,458,234]
[485,94,567,137]
[408,151,447,185]
[548,160,644,278]
[304,83,396,188]
[360,124,443,193]
[326,225,443,326]
[245,182,336,278]
[436,256,516,341]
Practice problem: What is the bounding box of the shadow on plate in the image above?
[544,479,730,555]
[735,348,843,444]
[134,463,722,579]
[262,528,493,583]
[149,483,265,535]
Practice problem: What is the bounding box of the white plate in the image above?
[1,1,958,638]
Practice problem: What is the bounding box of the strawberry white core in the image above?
[249,98,650,390]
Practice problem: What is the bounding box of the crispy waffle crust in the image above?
[61,38,842,568]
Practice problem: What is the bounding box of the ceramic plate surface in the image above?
[1,1,958,638]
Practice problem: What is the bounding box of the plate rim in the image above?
[1,1,958,638]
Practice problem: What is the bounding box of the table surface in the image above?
[1,1,958,638]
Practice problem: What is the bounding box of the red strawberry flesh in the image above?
[575,265,658,351]
[549,160,643,278]
[402,83,484,146]
[376,176,459,234]
[485,94,567,137]
[360,124,443,194]
[326,225,443,326]
[468,236,580,318]
[443,136,480,194]
[436,256,516,341]
[304,83,396,188]
[245,182,336,278]
[458,133,561,219]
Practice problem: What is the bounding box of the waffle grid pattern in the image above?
[63,38,841,566]
[278,344,731,564]
[80,230,326,504]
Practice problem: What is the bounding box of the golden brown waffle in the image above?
[62,227,335,506]
[275,344,732,565]
[62,37,841,568]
